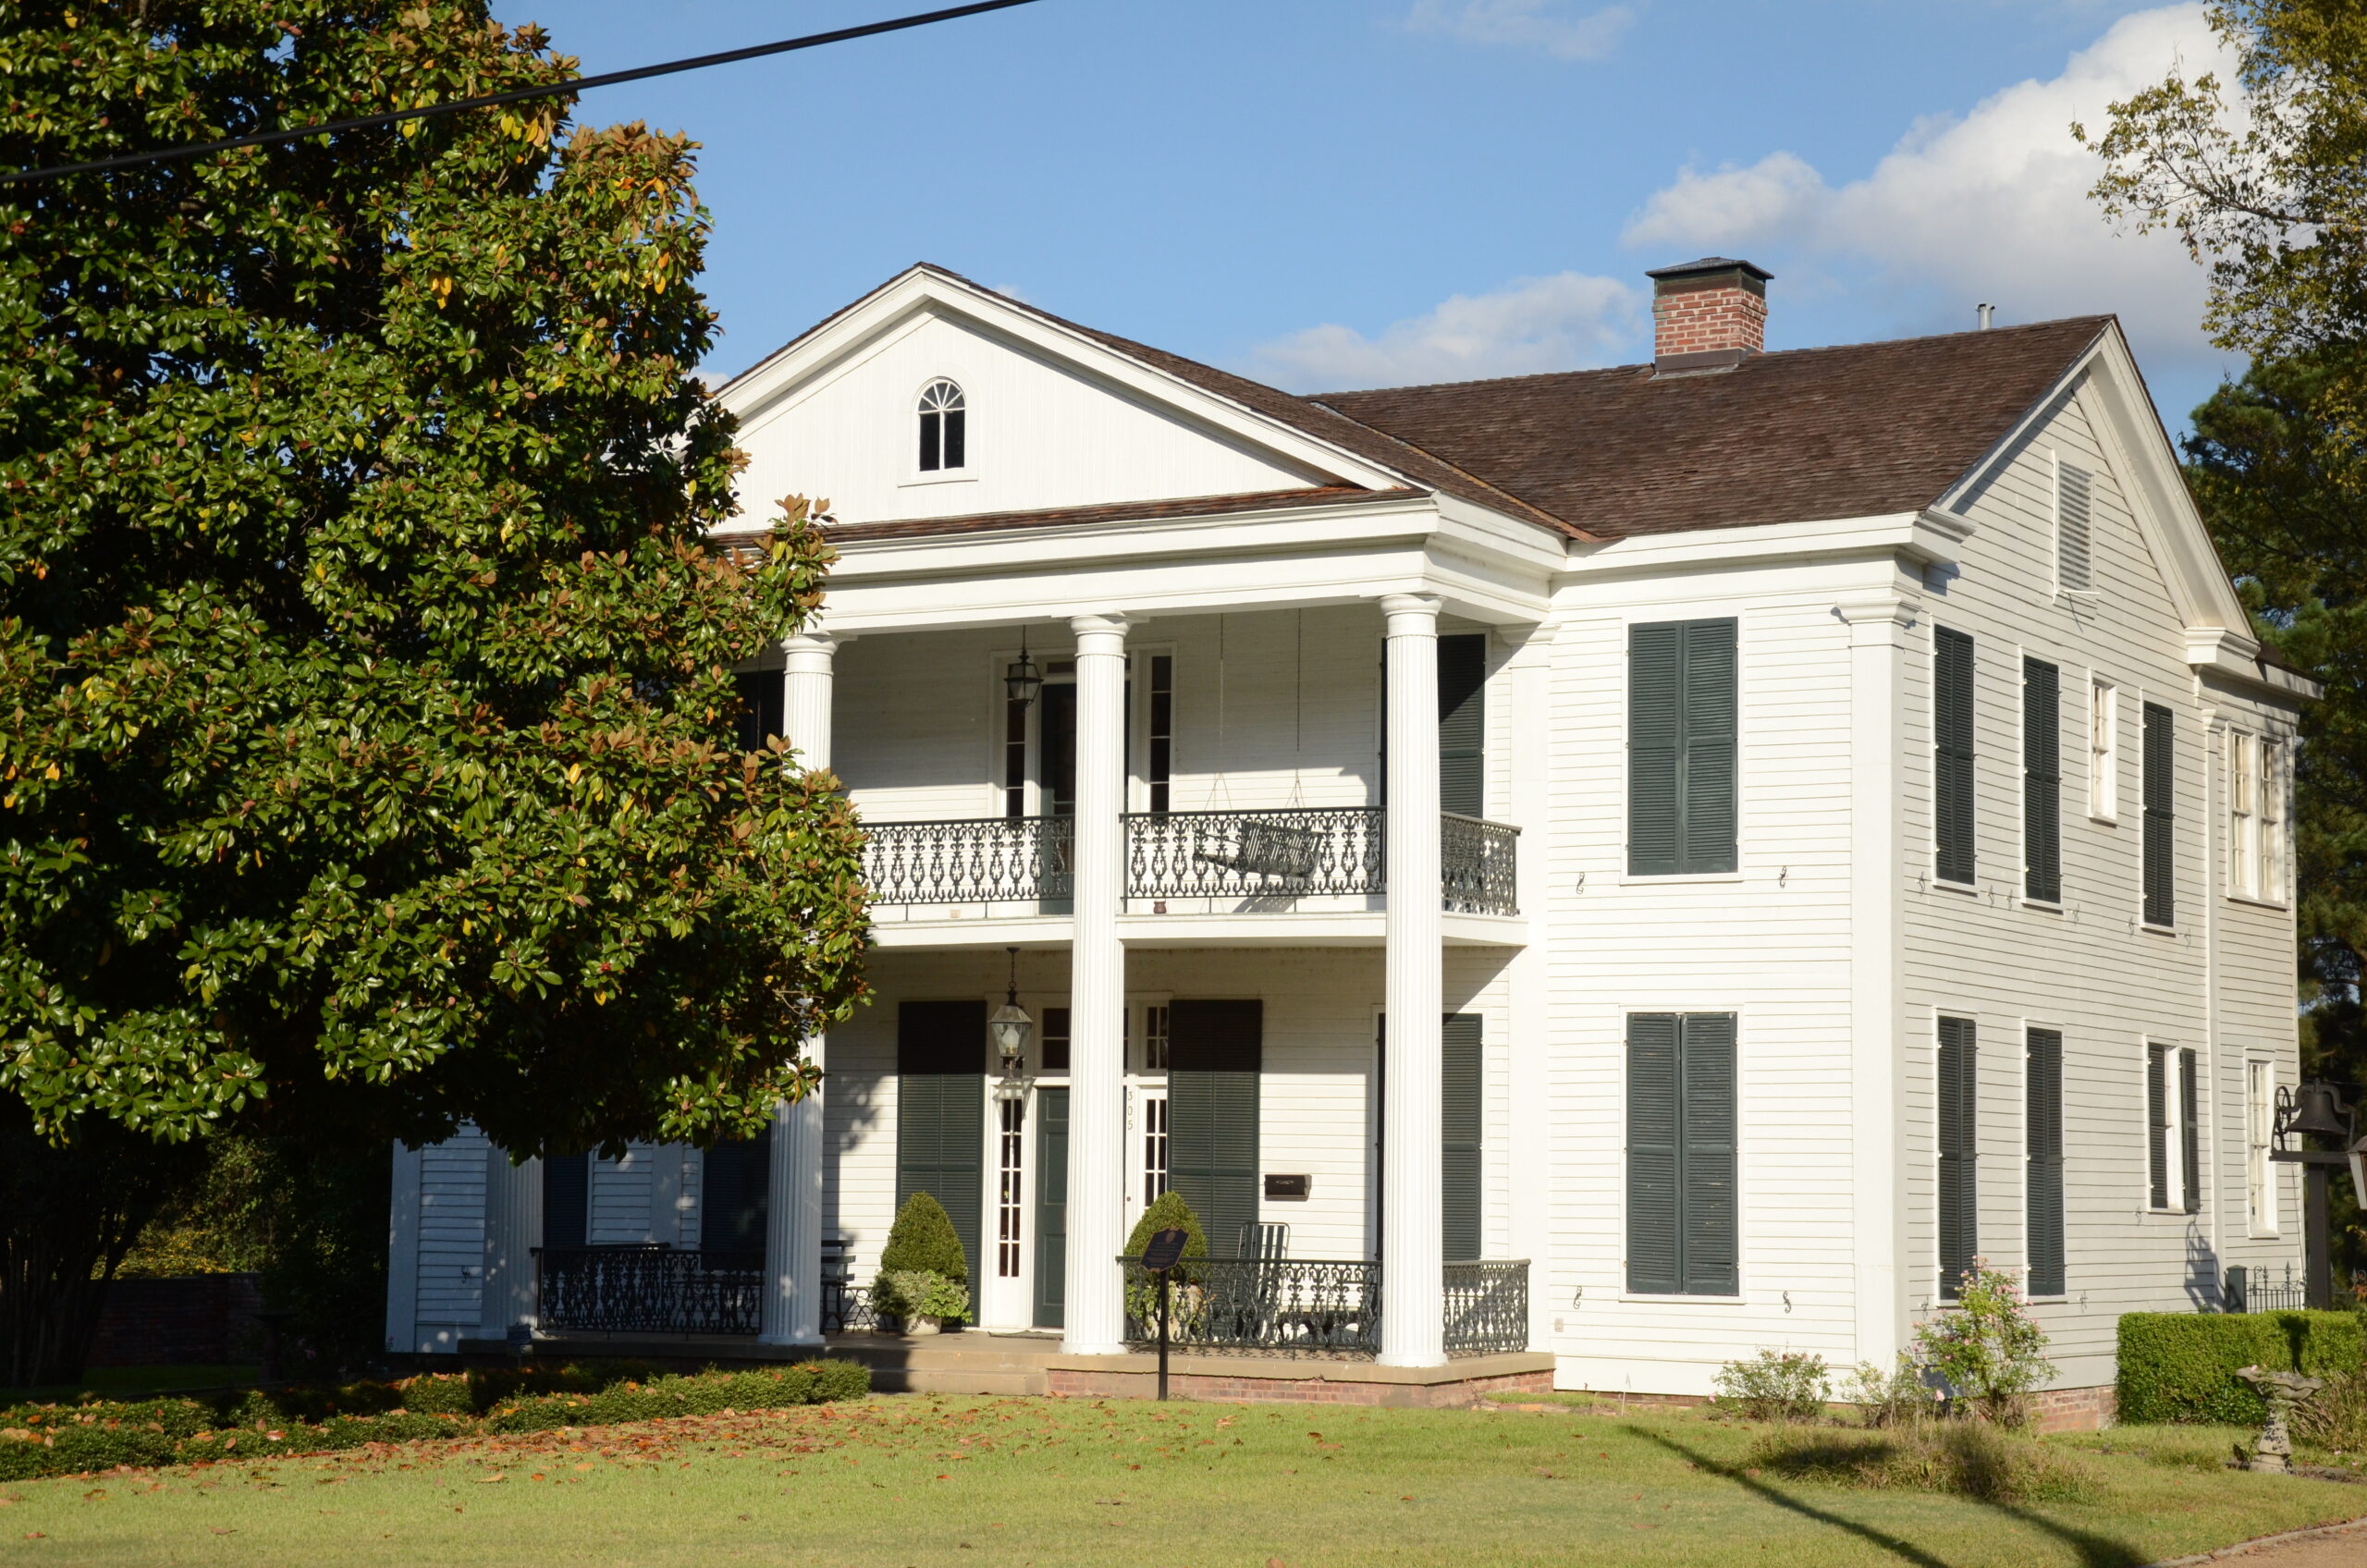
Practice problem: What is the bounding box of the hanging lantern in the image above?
[987,946,1033,1074]
[1004,631,1043,709]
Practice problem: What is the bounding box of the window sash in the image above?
[2246,1060,2275,1233]
[2091,680,2117,819]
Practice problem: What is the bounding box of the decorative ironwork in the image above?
[1441,814,1520,916]
[534,1245,763,1336]
[1120,1257,1380,1354]
[2223,1262,2310,1314]
[824,1282,878,1335]
[1123,809,1383,902]
[861,815,1073,906]
[1442,1260,1529,1355]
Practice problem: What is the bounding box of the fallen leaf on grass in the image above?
[477,1475,507,1485]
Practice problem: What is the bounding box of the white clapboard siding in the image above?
[414,1126,490,1344]
[732,307,1328,533]
[1895,384,2303,1386]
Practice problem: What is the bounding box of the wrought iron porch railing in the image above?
[1442,1260,1529,1355]
[861,815,1073,907]
[2222,1262,2311,1314]
[1123,807,1385,903]
[1121,1257,1381,1355]
[1441,814,1520,916]
[534,1245,763,1336]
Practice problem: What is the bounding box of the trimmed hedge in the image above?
[2118,1311,2366,1425]
[0,1359,867,1480]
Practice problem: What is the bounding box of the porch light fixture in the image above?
[988,946,1034,1081]
[1004,631,1043,710]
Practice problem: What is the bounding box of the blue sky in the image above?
[500,1,2240,429]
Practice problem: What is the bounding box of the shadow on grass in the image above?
[1630,1427,2149,1568]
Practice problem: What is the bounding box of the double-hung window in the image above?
[2090,678,2118,819]
[2147,1042,2199,1213]
[2262,740,2286,900]
[1626,620,1737,876]
[1625,1013,1738,1296]
[1934,628,1976,885]
[2024,658,2061,902]
[2230,732,2258,899]
[2246,1059,2276,1234]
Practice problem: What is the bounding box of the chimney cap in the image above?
[1647,255,1773,287]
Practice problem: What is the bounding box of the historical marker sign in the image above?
[1141,1227,1189,1274]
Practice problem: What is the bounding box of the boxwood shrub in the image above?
[0,1359,867,1480]
[2117,1311,2366,1425]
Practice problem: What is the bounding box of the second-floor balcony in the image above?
[859,807,1517,925]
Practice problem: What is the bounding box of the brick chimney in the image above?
[1648,257,1772,374]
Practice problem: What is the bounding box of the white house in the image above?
[385,259,2313,1416]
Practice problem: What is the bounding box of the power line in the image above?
[0,0,1042,187]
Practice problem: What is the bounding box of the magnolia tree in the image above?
[0,4,866,1376]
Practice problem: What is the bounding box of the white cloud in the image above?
[1621,3,2236,372]
[1404,1,1634,62]
[1245,271,1643,391]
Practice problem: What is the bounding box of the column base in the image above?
[1059,1337,1128,1358]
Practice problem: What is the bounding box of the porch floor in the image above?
[519,1329,1551,1404]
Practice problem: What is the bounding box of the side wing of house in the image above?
[1899,334,2309,1390]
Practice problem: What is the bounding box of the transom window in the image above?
[917,378,966,472]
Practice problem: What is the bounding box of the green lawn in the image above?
[3,1395,2360,1567]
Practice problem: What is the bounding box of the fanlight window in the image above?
[917,379,966,472]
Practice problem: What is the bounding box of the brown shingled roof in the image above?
[817,485,1413,545]
[1315,317,2113,539]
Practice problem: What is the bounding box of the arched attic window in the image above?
[917,379,967,472]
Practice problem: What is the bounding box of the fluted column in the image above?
[1380,594,1445,1367]
[479,1145,541,1338]
[1062,613,1132,1355]
[762,631,838,1346]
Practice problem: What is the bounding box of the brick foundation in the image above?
[87,1274,264,1369]
[2029,1383,2116,1433]
[1048,1365,1551,1409]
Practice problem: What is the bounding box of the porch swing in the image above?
[1193,612,1321,884]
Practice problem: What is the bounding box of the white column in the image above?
[763,631,838,1346]
[1062,613,1132,1355]
[1839,587,1916,1370]
[385,1144,423,1354]
[479,1146,542,1337]
[1380,594,1445,1367]
[1502,621,1555,1353]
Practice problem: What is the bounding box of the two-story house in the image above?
[385,258,2312,1417]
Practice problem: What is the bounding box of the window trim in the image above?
[2144,1039,2194,1214]
[2246,1056,2279,1238]
[1624,617,1741,878]
[904,376,977,487]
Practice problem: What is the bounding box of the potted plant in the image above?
[873,1192,971,1335]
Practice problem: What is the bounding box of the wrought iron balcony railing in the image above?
[534,1245,763,1336]
[1441,814,1520,916]
[861,815,1073,907]
[860,808,1516,913]
[1123,807,1385,903]
[1120,1256,1380,1355]
[1442,1259,1530,1354]
[1116,1256,1530,1358]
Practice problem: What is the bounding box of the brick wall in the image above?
[2029,1382,2116,1433]
[86,1274,264,1369]
[1045,1366,1551,1408]
[1653,285,1767,360]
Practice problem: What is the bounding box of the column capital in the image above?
[1069,612,1132,646]
[1378,594,1442,635]
[781,630,842,659]
[1834,591,1919,648]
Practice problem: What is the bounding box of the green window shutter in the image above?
[702,1136,770,1253]
[1934,628,1976,884]
[1681,621,1738,874]
[1033,1086,1069,1330]
[1936,1016,1978,1300]
[1627,627,1681,876]
[732,671,783,752]
[1629,619,1738,876]
[2025,1029,2065,1297]
[2023,658,2061,903]
[1441,1014,1482,1263]
[542,1153,588,1251]
[1438,635,1487,819]
[1679,1013,1739,1296]
[2143,704,2175,926]
[2180,1047,2201,1216]
[1625,1014,1681,1294]
[896,1000,986,1288]
[2147,1045,2168,1210]
[1168,1000,1262,1259]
